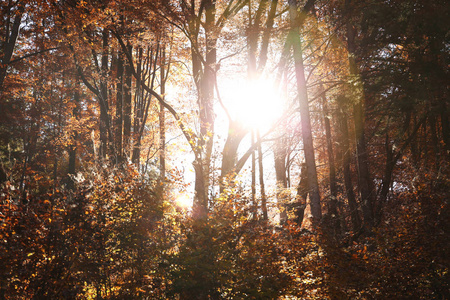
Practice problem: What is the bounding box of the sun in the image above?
[224,77,284,132]
[176,193,192,209]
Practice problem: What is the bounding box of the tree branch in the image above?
[112,28,199,156]
[7,47,63,65]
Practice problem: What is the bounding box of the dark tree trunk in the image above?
[288,0,322,223]
[375,115,426,224]
[131,46,158,167]
[321,91,340,234]
[295,163,308,226]
[99,29,110,159]
[132,48,142,166]
[123,43,133,159]
[0,4,24,92]
[337,96,361,232]
[376,131,394,224]
[115,49,124,161]
[441,100,450,152]
[352,90,374,230]
[429,115,440,166]
[345,3,375,230]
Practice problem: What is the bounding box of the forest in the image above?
[0,0,449,299]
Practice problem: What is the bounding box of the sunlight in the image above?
[225,77,283,132]
[175,193,192,209]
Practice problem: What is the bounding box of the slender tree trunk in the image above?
[251,131,257,220]
[441,100,450,152]
[350,70,374,231]
[68,86,80,190]
[115,49,124,161]
[273,35,290,225]
[53,80,64,187]
[256,130,268,220]
[247,0,266,78]
[345,1,375,230]
[258,0,278,73]
[337,96,361,232]
[288,0,322,222]
[123,43,133,160]
[321,90,340,233]
[0,4,24,92]
[376,131,394,224]
[132,48,142,166]
[410,113,420,165]
[429,115,440,166]
[20,91,41,198]
[274,133,288,224]
[159,46,166,185]
[132,46,158,167]
[375,115,426,224]
[99,29,110,159]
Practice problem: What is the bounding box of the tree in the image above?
[288,0,322,223]
[0,0,24,92]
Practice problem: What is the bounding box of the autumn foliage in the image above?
[1,0,449,299]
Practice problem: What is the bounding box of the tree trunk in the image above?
[220,121,247,192]
[193,157,208,220]
[251,131,257,220]
[220,0,279,193]
[321,90,340,233]
[67,86,79,190]
[337,96,361,232]
[131,46,159,167]
[99,29,110,159]
[288,0,322,223]
[257,130,268,220]
[192,0,217,219]
[123,43,133,159]
[274,132,288,224]
[0,4,24,92]
[258,0,278,73]
[345,2,375,230]
[132,47,143,166]
[429,114,440,167]
[115,49,124,161]
[441,100,450,152]
[375,115,426,224]
[375,131,394,224]
[159,46,166,185]
[295,163,308,226]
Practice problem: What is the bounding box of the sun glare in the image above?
[226,78,283,132]
[176,193,192,208]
